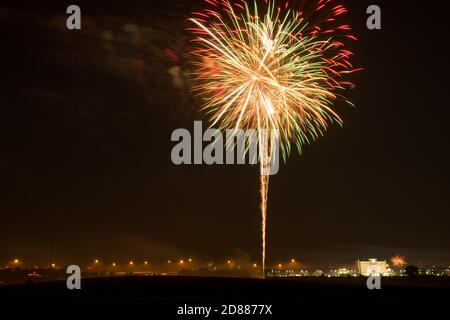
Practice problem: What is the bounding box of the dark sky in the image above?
[0,0,449,268]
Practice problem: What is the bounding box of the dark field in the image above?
[1,276,448,317]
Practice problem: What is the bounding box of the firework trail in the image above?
[189,0,359,277]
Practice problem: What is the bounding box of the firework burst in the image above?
[189,0,359,276]
[391,254,407,268]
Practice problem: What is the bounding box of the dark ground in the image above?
[0,276,448,317]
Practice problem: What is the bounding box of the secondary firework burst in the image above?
[188,0,359,277]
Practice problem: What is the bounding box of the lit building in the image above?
[356,259,388,276]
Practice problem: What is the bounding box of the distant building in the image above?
[356,259,388,276]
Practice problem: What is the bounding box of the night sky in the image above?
[1,0,449,268]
